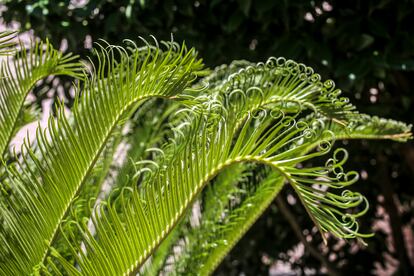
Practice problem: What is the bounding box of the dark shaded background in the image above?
[2,0,414,275]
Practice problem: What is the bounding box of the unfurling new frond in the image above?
[46,103,370,275]
[286,148,371,243]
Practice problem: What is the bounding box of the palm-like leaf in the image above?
[321,114,412,141]
[47,100,368,275]
[138,59,413,275]
[209,58,356,122]
[0,37,83,157]
[47,57,409,276]
[0,39,203,275]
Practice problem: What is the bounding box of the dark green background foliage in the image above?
[3,0,414,274]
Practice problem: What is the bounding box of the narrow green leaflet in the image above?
[0,31,16,56]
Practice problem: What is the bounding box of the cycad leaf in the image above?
[144,57,411,273]
[45,57,377,275]
[207,57,356,120]
[0,39,203,275]
[47,103,367,275]
[324,114,412,142]
[157,149,368,275]
[0,37,83,157]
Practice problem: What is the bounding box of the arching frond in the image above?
[323,113,412,142]
[151,149,369,275]
[0,38,83,157]
[171,114,412,274]
[46,104,368,275]
[0,39,203,275]
[130,57,413,274]
[205,57,356,121]
[43,56,398,275]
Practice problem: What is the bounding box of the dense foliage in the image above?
[2,0,414,274]
[1,29,411,275]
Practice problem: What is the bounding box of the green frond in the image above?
[203,57,356,121]
[0,38,84,158]
[156,141,370,274]
[0,31,16,56]
[147,55,392,272]
[46,103,367,275]
[0,39,203,275]
[323,113,412,142]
